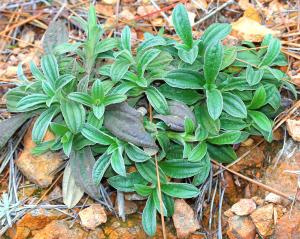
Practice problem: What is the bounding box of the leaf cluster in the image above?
[5,4,296,236]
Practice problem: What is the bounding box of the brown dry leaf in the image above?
[231,16,280,42]
[244,7,261,22]
[238,0,254,10]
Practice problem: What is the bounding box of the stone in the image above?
[31,220,91,239]
[265,193,282,204]
[224,209,235,218]
[275,208,300,239]
[287,119,300,141]
[231,199,257,216]
[79,204,107,230]
[250,204,274,237]
[16,125,63,188]
[6,208,65,239]
[227,216,256,239]
[172,199,200,238]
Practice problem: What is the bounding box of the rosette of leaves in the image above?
[3,3,297,238]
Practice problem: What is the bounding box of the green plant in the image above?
[3,4,296,236]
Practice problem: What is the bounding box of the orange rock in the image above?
[224,172,241,204]
[79,204,107,230]
[275,208,300,239]
[172,199,200,238]
[7,208,65,239]
[31,220,91,239]
[227,216,256,239]
[250,204,274,237]
[231,199,257,216]
[16,124,62,188]
[16,149,63,188]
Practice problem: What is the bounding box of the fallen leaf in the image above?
[231,16,280,42]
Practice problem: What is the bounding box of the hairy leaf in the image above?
[104,102,157,148]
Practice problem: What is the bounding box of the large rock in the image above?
[31,220,106,239]
[172,199,200,238]
[275,208,300,239]
[227,216,256,239]
[79,204,107,230]
[231,199,256,216]
[16,125,63,188]
[6,208,65,239]
[250,204,274,237]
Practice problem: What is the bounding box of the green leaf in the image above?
[206,89,223,120]
[56,74,75,89]
[142,194,157,236]
[60,99,85,134]
[248,86,266,110]
[108,172,147,192]
[199,23,231,54]
[138,36,166,52]
[134,184,153,196]
[163,69,205,89]
[145,87,169,115]
[30,61,46,81]
[159,159,205,178]
[188,142,207,162]
[103,94,127,106]
[110,60,130,82]
[68,92,93,107]
[159,84,201,105]
[54,42,81,55]
[207,144,237,163]
[193,156,210,186]
[152,188,168,216]
[184,118,195,134]
[222,92,247,118]
[220,46,237,70]
[208,131,241,145]
[259,36,281,67]
[204,41,223,86]
[95,38,119,54]
[248,110,272,133]
[125,144,151,162]
[172,4,193,48]
[137,49,161,77]
[111,148,126,176]
[161,183,199,198]
[178,45,198,64]
[246,65,264,86]
[136,160,167,184]
[32,106,59,143]
[50,122,68,137]
[81,123,114,145]
[194,104,220,136]
[121,26,131,52]
[92,104,105,119]
[16,94,48,111]
[41,54,59,83]
[91,79,104,100]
